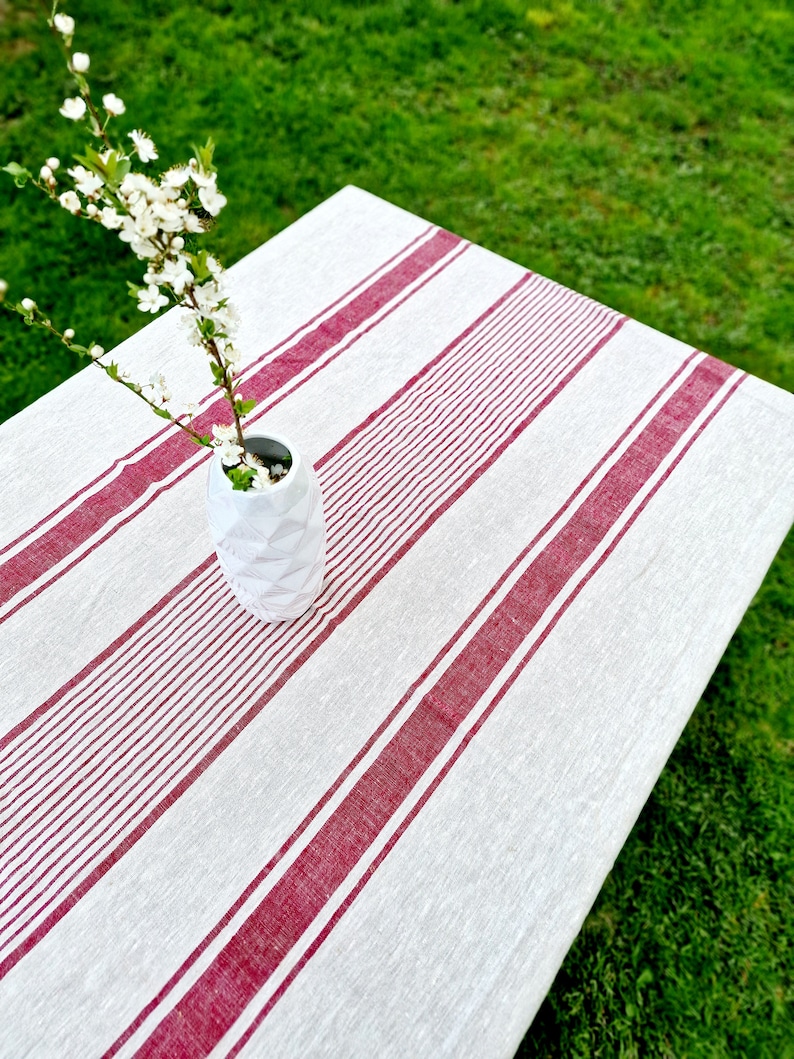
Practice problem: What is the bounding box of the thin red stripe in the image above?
[0,229,461,618]
[129,355,738,1058]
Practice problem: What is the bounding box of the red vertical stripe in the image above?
[131,356,740,1057]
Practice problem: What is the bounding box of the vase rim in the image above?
[216,429,301,494]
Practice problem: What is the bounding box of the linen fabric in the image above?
[0,186,792,1058]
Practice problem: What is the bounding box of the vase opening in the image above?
[223,435,293,482]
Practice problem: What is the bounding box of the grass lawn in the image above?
[1,0,792,1054]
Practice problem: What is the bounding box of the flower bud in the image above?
[21,298,36,312]
[59,96,87,121]
[89,343,104,360]
[63,327,75,340]
[71,52,90,73]
[53,12,76,37]
[40,165,53,180]
[102,93,126,117]
[46,157,60,170]
[86,203,98,217]
[0,279,8,302]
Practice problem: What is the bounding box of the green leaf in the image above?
[2,162,33,188]
[225,464,256,491]
[190,249,211,283]
[237,398,256,415]
[150,405,173,420]
[191,137,216,173]
[115,157,131,183]
[74,145,106,173]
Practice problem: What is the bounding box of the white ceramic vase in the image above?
[206,432,326,622]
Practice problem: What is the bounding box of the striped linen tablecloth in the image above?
[1,186,792,1058]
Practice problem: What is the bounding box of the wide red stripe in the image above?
[132,355,738,1057]
[0,229,460,616]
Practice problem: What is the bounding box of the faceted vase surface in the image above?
[206,432,326,622]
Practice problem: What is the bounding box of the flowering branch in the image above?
[0,2,282,492]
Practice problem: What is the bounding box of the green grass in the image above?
[1,1,792,1054]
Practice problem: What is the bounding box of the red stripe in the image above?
[0,229,460,618]
[0,284,625,980]
[129,355,739,1058]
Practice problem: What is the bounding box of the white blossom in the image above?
[163,167,190,188]
[151,200,187,233]
[71,52,90,73]
[132,208,158,239]
[212,423,239,443]
[148,372,171,402]
[53,12,75,37]
[250,466,275,490]
[129,235,159,259]
[188,163,215,188]
[137,285,169,314]
[67,164,103,197]
[156,256,193,294]
[59,96,86,121]
[179,311,203,347]
[128,129,159,164]
[222,345,242,369]
[102,93,126,117]
[118,218,158,258]
[182,212,205,234]
[21,297,36,311]
[198,184,227,217]
[216,439,244,466]
[192,280,223,314]
[98,206,123,230]
[58,190,82,214]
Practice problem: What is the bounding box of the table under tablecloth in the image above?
[1,186,792,1058]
